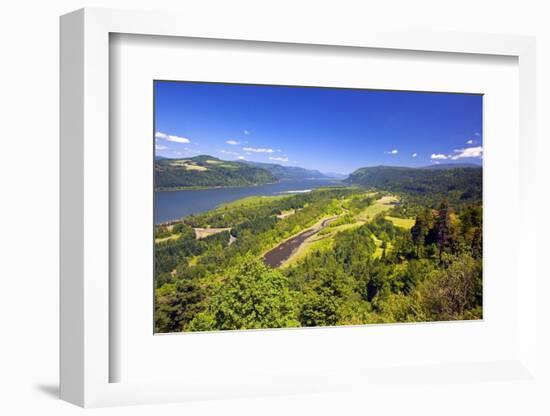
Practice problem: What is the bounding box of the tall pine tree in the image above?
[436,199,450,262]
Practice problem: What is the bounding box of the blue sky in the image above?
[154,81,483,174]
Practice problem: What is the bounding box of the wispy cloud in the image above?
[466,139,474,144]
[226,140,239,145]
[384,149,398,155]
[155,131,191,144]
[243,147,274,153]
[474,132,481,137]
[219,150,239,156]
[244,130,250,135]
[155,144,168,150]
[430,146,483,161]
[412,153,417,158]
[269,156,289,162]
[238,156,246,160]
[450,146,483,160]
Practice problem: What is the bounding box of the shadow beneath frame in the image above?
[34,383,59,399]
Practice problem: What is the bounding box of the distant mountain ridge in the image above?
[243,160,335,180]
[155,154,482,191]
[322,172,348,179]
[419,162,481,170]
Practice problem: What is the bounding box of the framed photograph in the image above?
[152,80,484,334]
[60,8,538,407]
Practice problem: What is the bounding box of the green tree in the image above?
[436,199,451,261]
[419,255,482,321]
[298,257,360,326]
[155,279,206,333]
[190,256,299,330]
[471,227,482,259]
[411,208,432,256]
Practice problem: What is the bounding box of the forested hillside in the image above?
[155,155,276,190]
[345,165,482,207]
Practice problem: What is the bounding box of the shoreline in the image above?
[155,177,344,192]
[155,181,280,192]
[155,180,350,225]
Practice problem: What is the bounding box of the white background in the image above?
[1,1,549,415]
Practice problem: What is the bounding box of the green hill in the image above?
[155,155,276,190]
[345,165,482,204]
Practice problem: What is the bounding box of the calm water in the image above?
[155,179,343,224]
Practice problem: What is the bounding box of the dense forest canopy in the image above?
[346,165,482,199]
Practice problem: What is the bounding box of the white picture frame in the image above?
[60,7,538,408]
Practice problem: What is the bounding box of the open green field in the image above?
[155,233,181,244]
[385,216,415,229]
[355,195,397,221]
[217,194,292,210]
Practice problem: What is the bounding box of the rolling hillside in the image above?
[155,155,276,189]
[345,165,482,202]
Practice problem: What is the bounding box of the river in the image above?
[263,216,339,268]
[155,178,343,224]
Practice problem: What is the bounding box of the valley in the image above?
[154,160,482,332]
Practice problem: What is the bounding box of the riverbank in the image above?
[262,194,400,268]
[263,215,339,268]
[155,180,280,192]
[155,178,345,224]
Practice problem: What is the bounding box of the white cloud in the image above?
[466,139,474,144]
[155,131,190,144]
[243,147,274,153]
[450,146,483,160]
[384,149,398,155]
[166,135,190,144]
[474,132,481,137]
[155,144,168,150]
[269,156,289,162]
[219,150,239,156]
[430,146,483,161]
[226,140,239,145]
[237,156,246,160]
[412,153,417,157]
[244,130,250,135]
